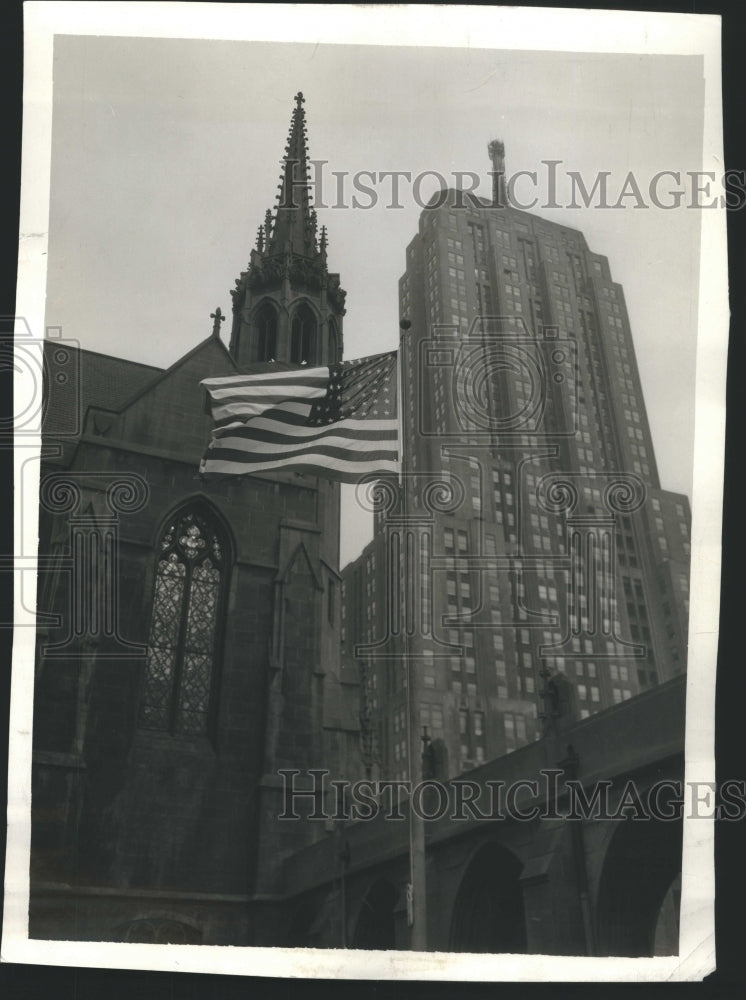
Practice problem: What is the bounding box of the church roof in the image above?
[42,342,163,439]
[41,333,243,464]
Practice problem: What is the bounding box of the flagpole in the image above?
[398,319,427,951]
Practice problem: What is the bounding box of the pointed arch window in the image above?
[291,303,317,364]
[328,317,339,364]
[140,506,228,737]
[255,302,278,362]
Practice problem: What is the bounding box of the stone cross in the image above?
[210,308,225,338]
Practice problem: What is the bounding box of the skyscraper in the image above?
[343,143,691,781]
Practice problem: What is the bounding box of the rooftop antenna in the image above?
[488,139,507,207]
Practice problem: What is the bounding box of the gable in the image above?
[87,337,237,460]
[42,342,163,440]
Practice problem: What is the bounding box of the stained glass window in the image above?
[140,506,228,736]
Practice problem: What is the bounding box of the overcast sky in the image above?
[45,35,705,567]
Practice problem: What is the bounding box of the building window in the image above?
[328,317,339,363]
[291,303,317,364]
[422,651,436,688]
[504,714,515,749]
[255,302,278,362]
[140,505,229,737]
[328,579,336,625]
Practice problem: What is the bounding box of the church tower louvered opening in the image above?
[229,92,346,368]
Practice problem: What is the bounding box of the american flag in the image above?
[199,351,399,483]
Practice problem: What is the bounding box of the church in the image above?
[31,92,365,946]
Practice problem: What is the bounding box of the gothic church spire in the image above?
[266,91,317,256]
[228,93,345,367]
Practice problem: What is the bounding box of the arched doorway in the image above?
[596,816,683,956]
[352,879,398,950]
[449,842,526,953]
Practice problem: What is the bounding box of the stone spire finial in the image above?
[265,92,316,256]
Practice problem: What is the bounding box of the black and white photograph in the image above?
[2,2,728,982]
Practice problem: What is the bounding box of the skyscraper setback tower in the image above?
[342,143,691,781]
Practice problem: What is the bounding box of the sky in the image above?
[45,34,705,567]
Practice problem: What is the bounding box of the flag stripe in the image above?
[210,432,397,456]
[209,392,326,413]
[215,406,397,436]
[208,387,326,422]
[206,438,398,463]
[200,455,400,484]
[205,380,329,397]
[201,366,330,390]
[213,400,313,428]
[213,416,397,444]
